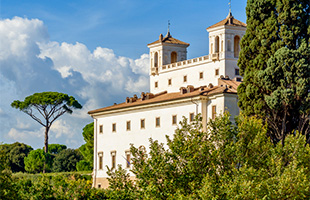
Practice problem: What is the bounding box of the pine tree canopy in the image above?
[237,0,310,144]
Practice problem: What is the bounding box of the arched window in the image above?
[234,36,240,57]
[215,36,219,53]
[154,52,158,67]
[171,51,177,63]
[227,40,231,51]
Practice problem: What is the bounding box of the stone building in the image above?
[88,12,246,188]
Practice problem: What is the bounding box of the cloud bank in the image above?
[0,17,149,149]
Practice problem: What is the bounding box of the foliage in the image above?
[24,149,53,173]
[47,144,67,154]
[0,148,18,200]
[11,92,82,156]
[0,142,33,172]
[78,122,94,171]
[237,0,310,144]
[106,165,137,200]
[12,173,107,200]
[76,160,92,171]
[52,148,82,172]
[107,113,310,199]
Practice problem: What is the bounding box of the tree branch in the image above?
[23,109,45,127]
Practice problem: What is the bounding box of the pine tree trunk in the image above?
[43,126,49,173]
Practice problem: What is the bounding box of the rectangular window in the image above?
[235,68,240,75]
[156,117,160,127]
[99,125,103,134]
[111,151,116,169]
[98,152,103,170]
[215,69,219,76]
[168,79,172,86]
[140,119,145,129]
[98,184,101,188]
[126,121,131,131]
[172,115,177,125]
[199,72,204,79]
[183,75,187,83]
[212,105,217,120]
[112,123,116,132]
[155,81,158,88]
[189,113,195,122]
[125,151,131,168]
[236,77,242,82]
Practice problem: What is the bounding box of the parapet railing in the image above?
[150,53,225,75]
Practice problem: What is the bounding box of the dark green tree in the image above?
[24,149,53,173]
[11,92,82,172]
[0,147,17,200]
[52,148,82,172]
[237,0,310,144]
[0,142,33,172]
[77,122,94,171]
[47,144,67,154]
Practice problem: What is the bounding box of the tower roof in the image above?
[207,12,246,29]
[147,31,189,46]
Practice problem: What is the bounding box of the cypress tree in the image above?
[238,0,310,145]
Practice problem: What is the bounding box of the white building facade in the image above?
[88,12,246,188]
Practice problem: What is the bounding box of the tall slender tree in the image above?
[238,0,310,145]
[11,92,82,172]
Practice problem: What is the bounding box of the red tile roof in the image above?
[147,32,189,46]
[88,79,241,115]
[207,13,247,29]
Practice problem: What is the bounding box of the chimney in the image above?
[208,83,214,88]
[187,85,194,93]
[180,87,187,94]
[146,93,154,100]
[141,92,146,100]
[159,34,163,41]
[126,97,130,103]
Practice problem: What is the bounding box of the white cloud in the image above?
[0,17,149,149]
[8,126,43,141]
[50,120,72,139]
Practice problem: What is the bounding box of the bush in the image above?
[52,149,82,172]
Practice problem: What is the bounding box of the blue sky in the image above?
[0,0,247,149]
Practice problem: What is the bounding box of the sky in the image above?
[0,0,247,149]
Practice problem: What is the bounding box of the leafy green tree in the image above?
[106,165,137,200]
[0,147,17,200]
[107,113,310,199]
[11,92,82,154]
[237,0,310,144]
[77,122,94,171]
[52,148,82,172]
[0,142,33,172]
[24,149,52,173]
[47,144,67,154]
[76,160,92,171]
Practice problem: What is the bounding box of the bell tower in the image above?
[147,31,189,76]
[206,11,246,61]
[206,11,246,82]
